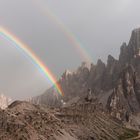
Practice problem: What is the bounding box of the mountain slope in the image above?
[0,100,138,140]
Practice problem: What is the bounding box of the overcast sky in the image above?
[0,0,140,100]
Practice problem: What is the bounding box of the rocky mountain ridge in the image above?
[31,27,140,127]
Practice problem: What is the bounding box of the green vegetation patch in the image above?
[118,128,138,140]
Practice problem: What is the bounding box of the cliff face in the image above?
[107,64,140,121]
[106,28,140,122]
[31,28,140,123]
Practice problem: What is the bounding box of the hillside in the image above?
[0,100,138,140]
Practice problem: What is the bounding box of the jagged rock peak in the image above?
[75,62,90,75]
[128,27,140,56]
[108,55,115,60]
[97,59,105,66]
[119,42,130,65]
[120,42,127,55]
[64,69,72,76]
[61,69,73,80]
[0,94,12,109]
[81,61,91,69]
[119,27,140,64]
[107,55,116,66]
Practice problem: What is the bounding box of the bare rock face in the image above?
[31,62,91,107]
[119,42,130,65]
[120,28,140,106]
[102,55,120,90]
[107,65,140,121]
[31,87,62,107]
[119,28,140,64]
[88,59,106,90]
[128,28,140,59]
[107,28,140,123]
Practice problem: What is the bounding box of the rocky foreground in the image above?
[0,100,139,140]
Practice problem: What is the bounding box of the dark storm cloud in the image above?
[0,0,140,99]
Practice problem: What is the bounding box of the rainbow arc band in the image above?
[0,27,63,96]
[32,0,92,62]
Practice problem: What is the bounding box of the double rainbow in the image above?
[32,0,92,62]
[0,27,63,96]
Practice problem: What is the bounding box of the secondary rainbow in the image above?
[0,27,63,96]
[32,0,92,62]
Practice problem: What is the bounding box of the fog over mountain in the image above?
[1,0,140,99]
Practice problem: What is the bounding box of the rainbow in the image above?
[0,27,63,96]
[32,0,92,62]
